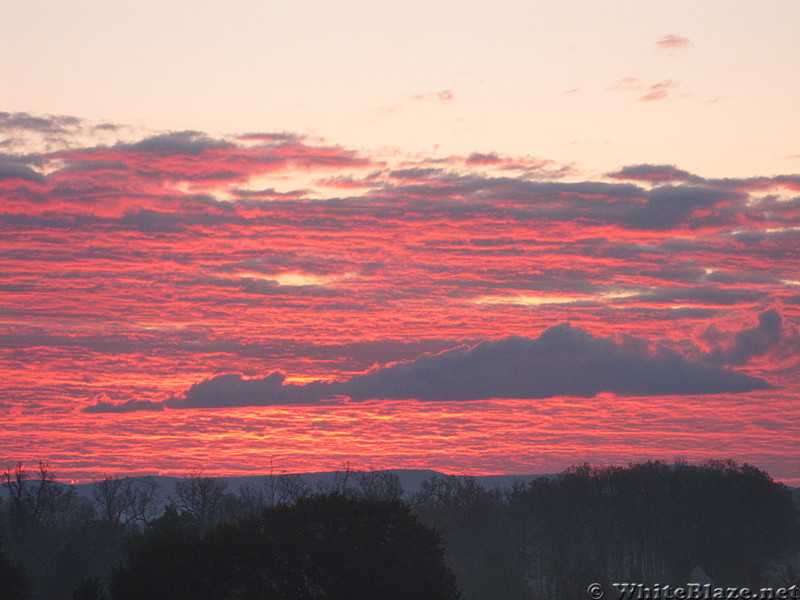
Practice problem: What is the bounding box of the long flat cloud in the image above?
[86,323,770,412]
[341,323,769,400]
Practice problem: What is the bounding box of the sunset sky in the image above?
[2,1,799,484]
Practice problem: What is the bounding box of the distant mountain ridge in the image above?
[65,468,554,501]
[51,468,800,515]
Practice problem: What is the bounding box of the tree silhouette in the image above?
[111,493,461,600]
[70,575,108,600]
[110,506,206,600]
[0,537,32,600]
[413,475,528,600]
[174,472,228,533]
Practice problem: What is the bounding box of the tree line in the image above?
[413,460,800,599]
[1,460,799,599]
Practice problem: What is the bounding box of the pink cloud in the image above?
[606,77,641,92]
[639,90,670,103]
[656,35,692,49]
[607,78,679,102]
[637,80,678,102]
[412,89,454,102]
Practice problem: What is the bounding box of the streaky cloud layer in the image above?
[1,113,799,482]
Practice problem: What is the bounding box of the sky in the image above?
[1,1,799,484]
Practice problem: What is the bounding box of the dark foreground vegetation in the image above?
[1,460,799,599]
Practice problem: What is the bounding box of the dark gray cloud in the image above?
[198,276,340,298]
[389,167,444,179]
[125,131,234,155]
[85,323,771,412]
[164,372,331,409]
[703,309,799,366]
[116,208,245,233]
[0,111,82,134]
[465,152,502,165]
[3,117,795,242]
[215,254,351,277]
[627,285,766,307]
[0,160,45,183]
[372,173,740,231]
[83,398,165,413]
[238,132,303,143]
[58,159,129,173]
[608,164,701,184]
[623,185,738,230]
[232,187,309,200]
[2,128,760,235]
[342,324,769,401]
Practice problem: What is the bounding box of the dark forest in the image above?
[2,460,799,599]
